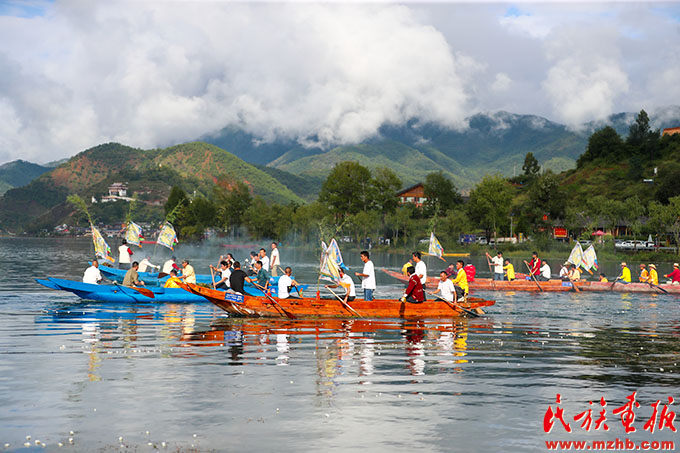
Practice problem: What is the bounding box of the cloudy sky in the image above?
[0,1,679,164]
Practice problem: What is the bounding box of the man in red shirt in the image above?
[524,251,541,277]
[400,266,424,304]
[665,263,680,285]
[464,261,476,282]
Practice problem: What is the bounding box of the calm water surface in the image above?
[1,238,679,452]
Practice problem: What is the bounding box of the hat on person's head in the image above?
[563,261,569,266]
[640,263,646,267]
[649,264,656,269]
[674,263,679,268]
[621,262,627,266]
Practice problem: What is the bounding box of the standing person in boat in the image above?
[568,263,581,282]
[229,261,248,295]
[464,261,476,282]
[614,262,632,284]
[412,252,427,300]
[122,261,145,287]
[664,263,680,285]
[118,239,133,269]
[524,252,541,278]
[258,248,270,272]
[162,256,179,274]
[559,262,570,280]
[278,267,301,299]
[138,256,159,273]
[83,259,103,285]
[539,261,552,281]
[179,260,196,284]
[451,260,469,301]
[432,270,456,303]
[164,269,182,288]
[355,250,376,301]
[503,259,515,281]
[245,260,270,291]
[400,266,424,304]
[401,258,413,276]
[270,242,281,276]
[648,264,659,285]
[325,267,356,303]
[486,251,504,281]
[638,263,649,283]
[210,260,231,290]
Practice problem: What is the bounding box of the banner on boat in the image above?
[566,243,598,274]
[320,238,347,281]
[91,225,115,263]
[156,222,178,250]
[125,221,143,247]
[428,232,446,261]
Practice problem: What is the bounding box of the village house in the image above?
[396,183,428,208]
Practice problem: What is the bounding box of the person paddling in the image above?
[164,269,182,288]
[432,270,456,303]
[638,264,649,283]
[664,263,680,285]
[451,260,469,301]
[400,266,424,304]
[83,259,102,285]
[325,267,356,303]
[524,252,541,278]
[614,262,632,284]
[122,261,145,287]
[648,264,659,285]
[229,261,248,295]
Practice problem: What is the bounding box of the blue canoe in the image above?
[36,278,309,303]
[99,265,282,287]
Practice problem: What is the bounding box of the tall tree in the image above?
[522,152,541,177]
[627,109,660,161]
[318,161,374,217]
[467,175,515,240]
[423,171,463,214]
[372,167,402,215]
[214,180,253,235]
[576,126,624,168]
[526,170,567,231]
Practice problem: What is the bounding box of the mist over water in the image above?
[1,237,679,451]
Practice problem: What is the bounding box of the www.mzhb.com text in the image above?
[545,438,674,450]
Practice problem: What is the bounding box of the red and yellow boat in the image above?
[179,282,495,319]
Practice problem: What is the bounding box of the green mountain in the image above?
[0,142,304,232]
[0,160,51,195]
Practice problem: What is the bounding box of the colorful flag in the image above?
[582,245,599,274]
[156,222,178,250]
[320,238,346,281]
[125,221,143,247]
[566,243,584,268]
[91,225,114,263]
[428,232,446,261]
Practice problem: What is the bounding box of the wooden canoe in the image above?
[179,282,495,319]
[382,268,580,292]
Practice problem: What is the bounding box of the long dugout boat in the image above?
[179,282,496,319]
[381,269,680,294]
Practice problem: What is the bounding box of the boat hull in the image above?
[180,283,495,319]
[99,265,281,288]
[37,278,207,303]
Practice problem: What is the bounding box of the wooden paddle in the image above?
[113,281,155,299]
[210,266,216,289]
[326,287,362,317]
[253,282,296,319]
[427,291,479,317]
[157,272,169,279]
[524,260,543,292]
[485,254,497,290]
[648,282,668,294]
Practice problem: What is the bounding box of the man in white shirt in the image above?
[258,248,270,272]
[162,256,179,274]
[138,257,159,273]
[355,250,376,301]
[277,266,300,299]
[270,242,281,276]
[432,271,456,302]
[325,268,356,302]
[412,251,427,300]
[540,261,552,281]
[83,259,103,285]
[486,251,504,281]
[559,262,569,280]
[210,260,231,290]
[118,239,133,269]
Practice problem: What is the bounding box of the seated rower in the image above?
[229,261,248,296]
[451,260,469,301]
[122,261,145,287]
[210,260,231,290]
[598,273,608,283]
[325,267,356,303]
[649,264,659,285]
[278,266,301,299]
[164,269,182,288]
[245,260,270,291]
[83,259,103,285]
[432,271,456,303]
[503,259,515,282]
[539,261,551,281]
[568,263,581,282]
[639,264,649,283]
[399,266,424,304]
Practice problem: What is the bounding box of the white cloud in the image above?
[491,73,512,92]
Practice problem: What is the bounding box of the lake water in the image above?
[1,237,679,452]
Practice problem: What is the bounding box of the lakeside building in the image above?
[396,183,428,207]
[101,182,133,203]
[662,127,680,136]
